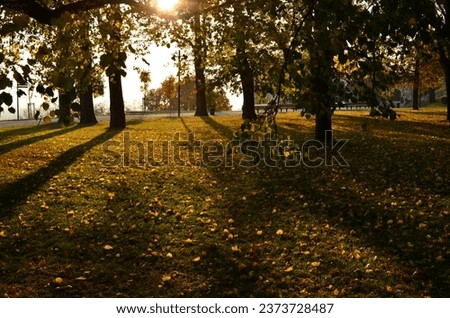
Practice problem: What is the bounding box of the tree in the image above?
[169,1,213,117]
[98,7,127,129]
[209,0,289,120]
[380,0,450,120]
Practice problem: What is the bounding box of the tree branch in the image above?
[0,0,160,25]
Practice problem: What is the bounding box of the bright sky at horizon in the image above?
[0,45,242,121]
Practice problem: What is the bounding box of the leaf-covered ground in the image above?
[0,106,449,297]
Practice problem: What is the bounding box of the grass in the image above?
[0,106,449,297]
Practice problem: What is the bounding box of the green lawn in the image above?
[0,107,449,297]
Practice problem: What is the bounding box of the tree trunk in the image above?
[109,71,126,129]
[194,56,208,116]
[193,14,208,117]
[428,88,436,104]
[238,49,257,120]
[80,85,98,125]
[440,56,450,121]
[315,112,332,143]
[413,58,420,110]
[58,90,72,126]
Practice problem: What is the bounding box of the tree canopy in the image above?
[1,0,449,132]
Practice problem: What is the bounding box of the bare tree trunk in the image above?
[194,56,208,116]
[413,58,420,110]
[237,47,257,120]
[193,14,208,117]
[58,90,73,126]
[440,55,450,121]
[109,71,126,129]
[80,85,97,125]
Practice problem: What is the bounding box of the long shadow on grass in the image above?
[0,125,50,140]
[180,118,193,134]
[203,123,449,297]
[199,116,235,140]
[336,114,450,140]
[0,128,123,220]
[293,131,450,296]
[0,124,80,156]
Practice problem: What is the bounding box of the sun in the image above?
[156,0,178,11]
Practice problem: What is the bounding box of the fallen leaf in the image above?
[311,262,321,267]
[284,266,294,272]
[54,277,64,284]
[276,229,284,236]
[193,256,201,262]
[162,274,172,282]
[103,245,114,250]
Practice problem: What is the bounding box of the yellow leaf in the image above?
[276,229,284,236]
[166,253,173,258]
[256,230,263,236]
[311,262,321,267]
[231,245,240,252]
[193,256,201,262]
[162,274,172,282]
[284,266,294,273]
[103,245,113,250]
[54,277,63,284]
[418,223,427,229]
[0,231,6,238]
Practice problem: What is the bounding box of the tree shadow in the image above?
[0,128,124,220]
[0,125,46,140]
[0,125,80,156]
[336,115,450,140]
[180,118,193,134]
[199,116,235,140]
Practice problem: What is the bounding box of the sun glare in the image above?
[157,0,178,11]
